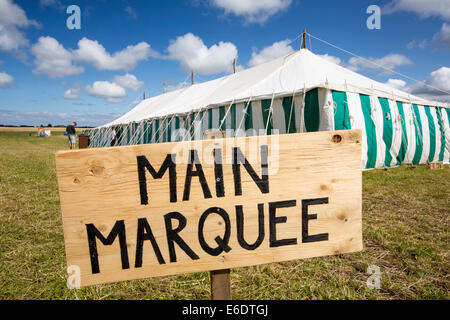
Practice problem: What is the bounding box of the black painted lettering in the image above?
[236,204,265,250]
[137,154,177,205]
[198,207,232,256]
[302,198,329,243]
[269,200,297,247]
[183,149,212,201]
[86,220,129,274]
[164,212,199,262]
[232,145,269,196]
[135,218,165,267]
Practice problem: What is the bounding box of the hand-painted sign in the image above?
[56,130,363,287]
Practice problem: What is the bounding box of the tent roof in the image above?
[102,48,448,127]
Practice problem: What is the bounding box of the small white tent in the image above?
[88,48,450,169]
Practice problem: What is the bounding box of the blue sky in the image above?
[0,0,449,126]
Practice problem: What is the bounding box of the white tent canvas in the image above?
[89,49,450,169]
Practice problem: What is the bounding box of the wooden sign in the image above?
[56,130,363,287]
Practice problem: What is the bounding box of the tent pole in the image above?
[233,59,236,74]
[302,29,307,49]
[191,71,194,85]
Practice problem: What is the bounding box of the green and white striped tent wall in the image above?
[89,89,450,169]
[88,49,450,169]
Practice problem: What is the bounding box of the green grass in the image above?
[0,131,448,300]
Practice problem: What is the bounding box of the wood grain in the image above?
[55,130,363,287]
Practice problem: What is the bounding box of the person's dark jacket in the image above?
[66,124,76,135]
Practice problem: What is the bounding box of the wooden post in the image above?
[210,269,231,300]
[302,29,307,49]
[233,59,236,74]
[191,71,194,85]
[204,128,231,300]
[78,134,89,149]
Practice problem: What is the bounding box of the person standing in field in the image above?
[66,122,77,149]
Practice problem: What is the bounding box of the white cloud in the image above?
[0,70,14,87]
[31,36,84,78]
[0,0,38,27]
[383,0,450,21]
[63,87,80,100]
[167,32,238,75]
[248,39,294,67]
[113,73,143,91]
[385,78,407,90]
[73,37,159,71]
[0,0,40,52]
[31,36,158,78]
[125,6,137,19]
[0,24,28,51]
[347,54,413,74]
[433,23,450,48]
[410,67,450,98]
[86,81,127,103]
[81,74,144,103]
[318,54,342,65]
[210,0,292,24]
[384,68,450,102]
[407,39,427,49]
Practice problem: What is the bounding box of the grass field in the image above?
[0,131,448,300]
[0,127,91,132]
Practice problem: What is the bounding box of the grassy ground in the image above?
[0,131,448,300]
[0,127,91,132]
